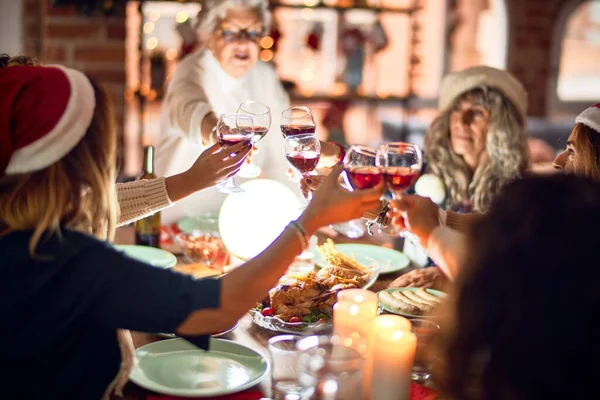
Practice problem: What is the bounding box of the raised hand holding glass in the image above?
[215,113,254,194]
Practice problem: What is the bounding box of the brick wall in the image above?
[22,0,127,169]
[505,0,586,116]
[447,0,587,117]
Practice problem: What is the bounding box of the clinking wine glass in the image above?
[236,101,271,178]
[376,142,423,238]
[330,145,384,238]
[285,133,321,203]
[215,113,255,194]
[280,106,316,138]
[342,145,382,190]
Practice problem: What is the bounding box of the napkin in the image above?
[410,382,440,400]
[146,391,264,400]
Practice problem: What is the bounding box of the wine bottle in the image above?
[134,145,161,248]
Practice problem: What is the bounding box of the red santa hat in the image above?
[575,104,600,133]
[0,65,95,175]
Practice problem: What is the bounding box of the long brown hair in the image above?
[570,122,600,182]
[434,175,600,399]
[0,60,118,256]
[424,88,529,212]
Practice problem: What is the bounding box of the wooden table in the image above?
[116,225,416,399]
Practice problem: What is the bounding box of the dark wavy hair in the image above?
[435,174,600,399]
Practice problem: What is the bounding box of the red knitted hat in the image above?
[575,104,600,133]
[0,65,95,175]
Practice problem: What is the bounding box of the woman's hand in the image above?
[317,141,342,168]
[165,142,251,202]
[299,165,385,234]
[387,195,440,245]
[300,175,327,198]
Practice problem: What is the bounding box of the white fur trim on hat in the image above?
[5,66,96,175]
[575,104,600,133]
[438,66,528,122]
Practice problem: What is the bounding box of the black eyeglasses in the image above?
[218,28,264,43]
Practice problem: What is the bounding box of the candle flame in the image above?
[391,330,405,341]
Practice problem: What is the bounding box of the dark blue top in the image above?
[0,229,220,400]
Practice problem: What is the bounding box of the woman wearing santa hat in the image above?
[0,64,383,399]
[0,53,246,227]
[387,103,600,280]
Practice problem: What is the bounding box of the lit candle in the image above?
[333,289,378,342]
[368,315,416,400]
[337,288,378,305]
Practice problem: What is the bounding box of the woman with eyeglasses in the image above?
[156,0,342,223]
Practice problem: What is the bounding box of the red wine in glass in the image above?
[281,124,316,137]
[286,151,320,174]
[382,167,420,193]
[219,134,253,147]
[345,166,382,190]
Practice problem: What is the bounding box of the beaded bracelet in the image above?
[287,220,309,251]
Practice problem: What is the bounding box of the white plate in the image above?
[130,338,269,398]
[114,245,177,268]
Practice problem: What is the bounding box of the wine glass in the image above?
[329,145,383,238]
[215,113,254,194]
[342,145,382,190]
[284,134,321,202]
[281,106,316,138]
[376,142,423,237]
[236,101,271,178]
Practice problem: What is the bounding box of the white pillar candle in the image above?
[368,315,416,400]
[333,289,378,342]
[337,288,378,305]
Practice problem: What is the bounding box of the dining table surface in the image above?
[114,224,418,400]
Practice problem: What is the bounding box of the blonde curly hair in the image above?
[424,88,529,212]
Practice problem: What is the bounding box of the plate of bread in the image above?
[378,287,447,318]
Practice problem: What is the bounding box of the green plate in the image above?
[177,213,219,234]
[115,245,177,268]
[130,338,270,398]
[311,243,410,274]
[378,287,447,318]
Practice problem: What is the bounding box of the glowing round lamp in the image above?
[219,179,303,260]
[414,173,446,205]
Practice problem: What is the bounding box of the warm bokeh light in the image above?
[260,36,274,49]
[146,37,158,50]
[303,0,319,6]
[332,82,348,96]
[175,11,189,23]
[148,11,160,22]
[259,49,273,62]
[124,89,135,101]
[147,89,158,101]
[139,83,151,96]
[301,8,314,19]
[165,48,178,61]
[143,21,155,34]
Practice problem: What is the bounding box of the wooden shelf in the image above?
[289,93,438,107]
[270,2,415,14]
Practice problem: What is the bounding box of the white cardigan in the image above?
[155,49,298,224]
